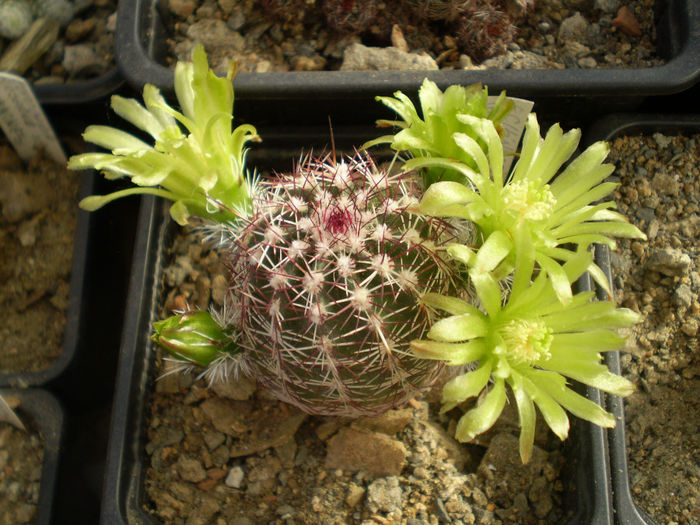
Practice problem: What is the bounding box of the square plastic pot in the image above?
[0,388,65,525]
[0,169,94,389]
[584,114,700,525]
[114,0,699,125]
[100,131,619,524]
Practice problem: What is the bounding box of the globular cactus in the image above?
[0,0,33,39]
[456,0,517,61]
[321,0,379,33]
[213,152,464,416]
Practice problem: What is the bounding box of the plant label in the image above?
[488,95,534,175]
[0,72,66,165]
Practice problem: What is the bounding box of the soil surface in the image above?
[0,145,80,374]
[163,0,662,74]
[609,131,699,524]
[142,200,583,524]
[0,0,116,85]
[0,398,45,525]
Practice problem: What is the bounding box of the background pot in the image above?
[584,114,700,525]
[0,388,64,525]
[101,130,619,524]
[114,0,699,125]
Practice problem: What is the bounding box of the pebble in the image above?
[366,476,403,514]
[645,247,691,276]
[594,0,620,13]
[62,43,105,77]
[613,6,642,36]
[558,12,591,45]
[340,43,439,71]
[325,427,407,477]
[225,465,245,488]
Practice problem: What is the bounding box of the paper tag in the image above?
[0,72,66,164]
[487,95,534,176]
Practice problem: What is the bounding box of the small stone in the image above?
[366,476,403,513]
[211,376,256,401]
[225,465,245,488]
[613,6,642,37]
[227,9,245,31]
[673,284,694,308]
[168,0,196,18]
[64,17,96,43]
[203,431,226,451]
[594,0,619,12]
[325,427,407,477]
[353,407,413,435]
[177,456,207,483]
[390,24,408,52]
[340,43,438,71]
[217,0,235,15]
[680,319,698,337]
[558,12,591,45]
[62,43,106,77]
[646,247,691,276]
[345,483,366,507]
[578,56,597,68]
[186,19,245,52]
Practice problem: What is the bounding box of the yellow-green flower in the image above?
[411,253,638,463]
[68,44,259,225]
[363,79,513,187]
[412,113,646,304]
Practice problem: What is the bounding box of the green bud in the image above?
[152,310,240,367]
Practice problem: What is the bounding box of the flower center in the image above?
[324,205,354,235]
[500,318,552,365]
[502,180,556,222]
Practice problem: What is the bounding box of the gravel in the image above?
[609,131,699,524]
[162,0,663,74]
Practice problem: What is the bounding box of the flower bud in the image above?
[152,310,239,367]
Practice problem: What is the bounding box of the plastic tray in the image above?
[0,388,65,525]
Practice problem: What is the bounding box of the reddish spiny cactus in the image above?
[456,0,517,60]
[321,0,380,33]
[218,152,464,416]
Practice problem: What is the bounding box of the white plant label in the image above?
[0,72,66,164]
[487,95,534,176]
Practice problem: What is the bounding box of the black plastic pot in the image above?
[0,168,94,389]
[101,131,619,524]
[583,114,700,525]
[114,0,699,125]
[34,69,124,106]
[0,388,65,525]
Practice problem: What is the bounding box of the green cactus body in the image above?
[0,0,33,39]
[218,153,465,416]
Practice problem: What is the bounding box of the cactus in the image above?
[321,0,379,33]
[456,1,517,61]
[0,0,33,39]
[213,152,464,416]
